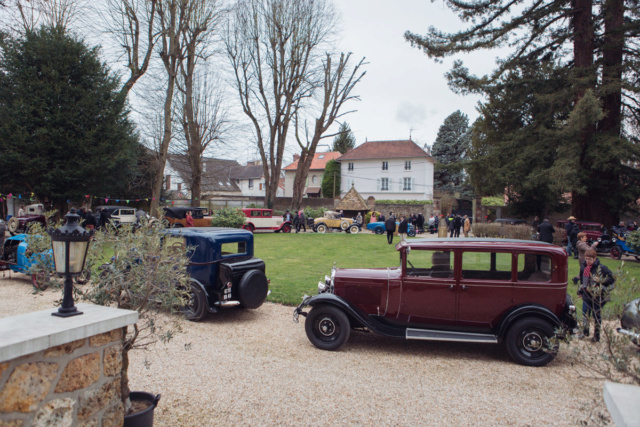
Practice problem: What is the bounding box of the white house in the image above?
[336,140,434,201]
[230,162,284,198]
[283,152,341,197]
[165,154,242,199]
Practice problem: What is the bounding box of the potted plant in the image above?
[81,221,191,425]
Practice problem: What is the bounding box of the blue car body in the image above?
[0,234,53,275]
[366,222,416,237]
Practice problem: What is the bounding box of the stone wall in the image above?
[0,329,124,427]
[373,203,434,218]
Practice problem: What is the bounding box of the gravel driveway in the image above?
[0,275,607,426]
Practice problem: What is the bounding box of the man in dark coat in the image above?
[453,214,462,238]
[578,249,615,342]
[385,214,396,245]
[538,219,555,243]
[398,215,409,241]
[565,216,579,258]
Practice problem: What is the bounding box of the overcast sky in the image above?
[328,0,503,153]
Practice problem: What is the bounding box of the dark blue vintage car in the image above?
[0,234,54,289]
[163,227,269,321]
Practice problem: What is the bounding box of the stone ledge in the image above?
[603,381,640,427]
[0,304,138,363]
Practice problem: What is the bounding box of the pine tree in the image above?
[0,26,139,208]
[321,160,341,198]
[432,111,472,197]
[331,123,356,154]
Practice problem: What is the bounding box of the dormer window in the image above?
[348,162,354,171]
[382,161,388,171]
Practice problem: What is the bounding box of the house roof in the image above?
[335,184,370,211]
[336,140,430,161]
[230,164,264,180]
[283,152,342,171]
[167,154,241,192]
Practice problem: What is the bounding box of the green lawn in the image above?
[254,232,640,306]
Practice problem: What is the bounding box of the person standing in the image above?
[385,213,396,245]
[356,212,363,225]
[18,205,25,217]
[565,216,579,258]
[428,215,435,234]
[531,216,540,230]
[283,209,292,222]
[463,215,471,237]
[298,210,306,232]
[453,214,462,238]
[398,215,409,241]
[185,210,194,227]
[293,211,300,232]
[84,209,97,230]
[538,219,555,243]
[578,249,615,342]
[99,208,110,230]
[576,232,599,265]
[379,213,385,223]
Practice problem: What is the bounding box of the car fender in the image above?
[295,293,405,338]
[497,304,563,340]
[189,278,218,314]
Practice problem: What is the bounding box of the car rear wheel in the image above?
[316,224,327,233]
[184,282,208,322]
[31,271,50,290]
[374,226,384,235]
[305,305,350,351]
[610,245,623,260]
[349,225,359,234]
[505,317,557,366]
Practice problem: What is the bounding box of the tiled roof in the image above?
[336,140,430,161]
[283,152,342,171]
[336,184,370,211]
[167,155,240,192]
[230,164,264,180]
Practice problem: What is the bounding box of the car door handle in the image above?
[461,285,468,290]
[448,284,454,290]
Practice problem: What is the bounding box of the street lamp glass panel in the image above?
[68,241,89,273]
[52,240,67,274]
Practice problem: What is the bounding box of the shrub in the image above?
[627,230,640,253]
[210,207,246,228]
[376,200,433,205]
[481,196,505,206]
[303,206,326,220]
[471,223,535,240]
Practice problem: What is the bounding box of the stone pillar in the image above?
[0,303,137,427]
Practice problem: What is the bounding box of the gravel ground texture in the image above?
[0,274,609,426]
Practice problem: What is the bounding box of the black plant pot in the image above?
[123,392,161,427]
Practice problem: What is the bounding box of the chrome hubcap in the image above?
[318,317,336,337]
[522,331,543,352]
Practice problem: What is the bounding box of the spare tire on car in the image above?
[237,269,269,309]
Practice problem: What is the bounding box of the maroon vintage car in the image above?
[294,238,577,366]
[6,204,47,235]
[556,220,604,244]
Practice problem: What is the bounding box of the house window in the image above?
[382,161,388,171]
[381,178,389,191]
[348,162,354,171]
[248,179,254,189]
[312,175,317,184]
[403,178,412,191]
[405,161,411,170]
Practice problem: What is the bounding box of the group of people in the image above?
[444,213,472,238]
[284,209,307,233]
[75,207,110,230]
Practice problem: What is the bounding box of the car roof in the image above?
[395,238,565,254]
[95,205,136,211]
[163,206,207,217]
[165,227,252,238]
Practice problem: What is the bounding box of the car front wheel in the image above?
[349,225,359,234]
[184,282,208,322]
[305,305,350,351]
[374,226,384,235]
[505,317,557,366]
[282,224,291,233]
[610,245,623,260]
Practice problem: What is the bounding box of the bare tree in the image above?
[3,0,80,33]
[99,0,160,100]
[177,0,224,206]
[149,0,187,217]
[177,73,229,205]
[225,0,335,208]
[290,53,365,210]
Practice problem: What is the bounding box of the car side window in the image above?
[406,250,454,278]
[251,211,261,217]
[221,241,247,255]
[462,252,512,281]
[122,209,135,216]
[517,253,551,282]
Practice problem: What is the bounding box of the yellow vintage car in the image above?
[313,211,361,234]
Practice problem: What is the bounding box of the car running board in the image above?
[406,328,498,343]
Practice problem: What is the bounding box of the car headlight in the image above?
[318,281,327,293]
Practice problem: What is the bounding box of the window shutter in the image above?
[412,178,416,192]
[389,178,393,192]
[377,178,380,191]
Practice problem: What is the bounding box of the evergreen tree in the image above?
[321,159,341,198]
[405,0,640,224]
[331,123,356,154]
[0,26,139,209]
[432,110,472,197]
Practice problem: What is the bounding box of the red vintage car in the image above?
[294,238,577,366]
[241,208,292,233]
[6,204,47,235]
[556,220,604,244]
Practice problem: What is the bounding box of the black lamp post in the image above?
[49,209,93,318]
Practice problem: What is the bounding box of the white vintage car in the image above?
[241,208,292,233]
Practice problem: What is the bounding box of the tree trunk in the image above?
[291,149,313,211]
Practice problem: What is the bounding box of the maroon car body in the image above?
[556,220,604,244]
[294,238,577,366]
[6,204,47,235]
